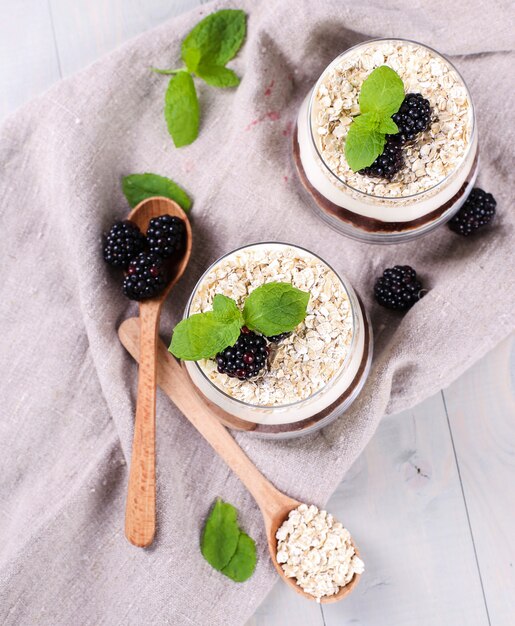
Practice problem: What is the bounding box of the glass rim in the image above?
[184,241,359,410]
[307,37,476,201]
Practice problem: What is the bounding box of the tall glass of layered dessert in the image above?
[294,39,478,243]
[179,243,372,438]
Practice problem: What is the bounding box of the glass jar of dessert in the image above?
[293,39,478,243]
[177,243,372,438]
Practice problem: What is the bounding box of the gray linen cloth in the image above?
[0,0,513,623]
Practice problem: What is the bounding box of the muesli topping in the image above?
[190,246,353,406]
[313,41,473,197]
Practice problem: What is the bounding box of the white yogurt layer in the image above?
[297,39,478,224]
[184,244,367,425]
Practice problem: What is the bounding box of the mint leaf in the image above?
[181,9,246,73]
[122,173,192,211]
[195,64,240,88]
[201,499,257,583]
[378,117,399,135]
[345,118,386,171]
[212,294,244,325]
[201,499,240,571]
[243,282,309,337]
[221,532,257,582]
[164,71,199,148]
[169,310,241,360]
[359,65,404,117]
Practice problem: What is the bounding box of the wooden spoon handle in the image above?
[118,317,290,518]
[125,305,160,547]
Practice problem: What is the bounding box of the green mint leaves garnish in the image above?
[122,173,192,211]
[154,9,246,148]
[359,65,405,117]
[170,313,240,361]
[242,282,310,337]
[164,71,200,148]
[169,283,309,361]
[201,499,240,570]
[195,64,240,88]
[171,294,243,361]
[181,9,247,71]
[212,294,245,325]
[344,113,387,172]
[201,499,257,583]
[377,116,399,135]
[345,66,404,172]
[220,532,257,582]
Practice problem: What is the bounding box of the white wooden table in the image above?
[2,2,513,625]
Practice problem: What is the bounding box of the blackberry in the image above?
[392,93,431,144]
[448,188,496,236]
[266,332,292,343]
[360,135,404,180]
[122,253,167,301]
[103,220,147,269]
[374,265,425,311]
[215,327,269,380]
[146,214,185,259]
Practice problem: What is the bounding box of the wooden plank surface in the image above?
[0,0,61,120]
[48,0,204,76]
[247,583,324,626]
[0,2,513,625]
[324,392,489,626]
[443,334,515,625]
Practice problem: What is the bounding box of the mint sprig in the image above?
[201,498,257,583]
[122,173,192,211]
[345,66,404,172]
[153,9,247,148]
[169,282,309,361]
[171,294,243,361]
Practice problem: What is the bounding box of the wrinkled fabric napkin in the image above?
[0,0,513,623]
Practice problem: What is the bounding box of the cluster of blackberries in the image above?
[102,220,147,268]
[361,135,404,180]
[360,93,431,180]
[103,214,185,301]
[214,328,294,380]
[393,94,432,144]
[123,253,167,301]
[215,327,270,380]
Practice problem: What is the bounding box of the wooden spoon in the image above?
[118,317,361,601]
[124,197,192,548]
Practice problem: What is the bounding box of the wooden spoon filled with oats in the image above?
[119,314,362,601]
